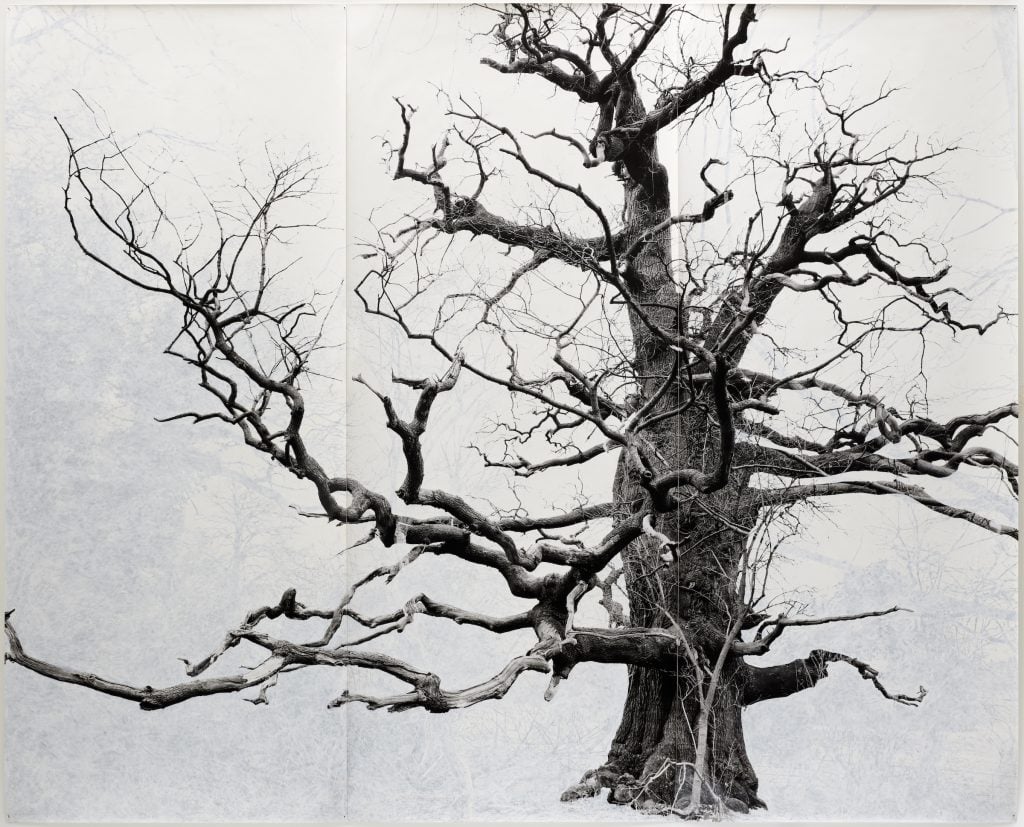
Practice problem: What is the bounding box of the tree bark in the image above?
[596,466,765,813]
[566,83,766,814]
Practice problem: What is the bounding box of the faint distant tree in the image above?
[7,5,1017,818]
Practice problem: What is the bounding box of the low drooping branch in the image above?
[8,610,489,712]
[6,612,290,710]
[6,576,541,714]
[9,610,544,712]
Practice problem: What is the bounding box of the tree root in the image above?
[560,765,759,818]
[559,769,604,802]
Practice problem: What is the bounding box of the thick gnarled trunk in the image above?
[579,112,765,812]
[564,501,765,813]
[604,664,762,812]
[596,460,764,814]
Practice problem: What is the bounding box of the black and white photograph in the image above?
[4,3,1019,822]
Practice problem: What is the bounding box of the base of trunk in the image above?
[561,665,766,818]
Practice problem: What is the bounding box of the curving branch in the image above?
[742,649,927,707]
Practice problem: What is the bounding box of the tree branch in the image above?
[742,649,927,707]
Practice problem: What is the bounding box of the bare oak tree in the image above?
[6,5,1018,818]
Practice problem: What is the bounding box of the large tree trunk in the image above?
[564,450,764,813]
[602,663,762,812]
[596,453,764,814]
[565,89,766,813]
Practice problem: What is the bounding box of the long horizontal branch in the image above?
[482,441,617,477]
[346,595,532,636]
[497,502,616,532]
[741,649,927,707]
[329,654,549,713]
[733,605,909,656]
[5,610,544,714]
[530,600,918,676]
[749,478,1018,539]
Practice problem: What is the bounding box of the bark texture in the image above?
[582,79,765,814]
